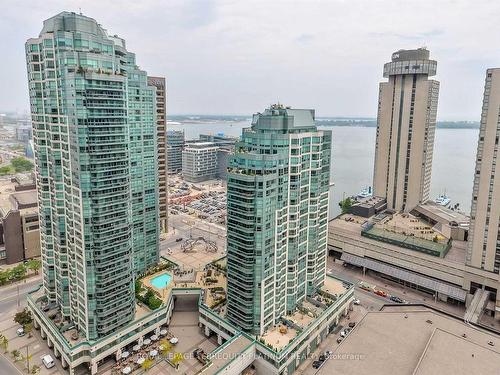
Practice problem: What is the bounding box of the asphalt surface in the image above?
[0,276,42,374]
[161,213,226,254]
[0,351,23,375]
[0,277,42,313]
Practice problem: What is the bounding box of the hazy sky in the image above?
[2,0,500,119]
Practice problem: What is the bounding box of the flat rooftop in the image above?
[185,142,218,149]
[0,179,17,216]
[0,178,37,216]
[319,306,500,375]
[353,195,386,209]
[414,202,470,227]
[362,226,449,257]
[376,212,447,243]
[201,335,253,375]
[330,214,467,263]
[11,190,37,207]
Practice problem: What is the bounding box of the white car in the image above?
[41,354,55,369]
[16,327,25,337]
[340,330,347,337]
[353,299,361,305]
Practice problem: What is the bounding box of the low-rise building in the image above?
[350,196,387,218]
[16,125,32,142]
[191,134,237,181]
[319,305,500,375]
[199,133,238,147]
[182,142,218,182]
[329,205,499,319]
[0,177,39,264]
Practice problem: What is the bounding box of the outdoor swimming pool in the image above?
[150,273,172,289]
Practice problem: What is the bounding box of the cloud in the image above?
[2,0,500,119]
[295,34,315,44]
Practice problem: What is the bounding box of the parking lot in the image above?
[168,176,227,226]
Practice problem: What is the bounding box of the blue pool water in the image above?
[150,273,172,289]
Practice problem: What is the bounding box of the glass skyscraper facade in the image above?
[226,105,331,335]
[26,12,159,340]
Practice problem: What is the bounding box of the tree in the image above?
[24,323,33,338]
[0,270,10,286]
[0,165,14,176]
[135,280,143,295]
[338,197,354,214]
[14,308,32,326]
[26,259,41,275]
[0,334,8,353]
[160,340,172,357]
[11,349,21,362]
[31,365,40,374]
[10,264,27,281]
[148,295,162,310]
[141,358,154,371]
[171,352,183,365]
[24,350,33,373]
[143,289,154,302]
[10,157,34,173]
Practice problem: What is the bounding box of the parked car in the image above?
[42,354,55,369]
[337,337,343,344]
[16,327,25,337]
[175,238,183,242]
[359,281,374,291]
[353,299,361,305]
[312,360,323,369]
[375,290,388,297]
[340,330,347,337]
[390,296,404,303]
[318,354,326,361]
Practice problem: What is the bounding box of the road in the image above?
[0,351,23,375]
[327,257,466,317]
[161,213,226,255]
[0,276,42,374]
[0,276,42,316]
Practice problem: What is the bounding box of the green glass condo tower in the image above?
[26,12,159,340]
[226,105,331,335]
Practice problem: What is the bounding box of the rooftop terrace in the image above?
[357,212,452,257]
[259,277,350,350]
[331,213,467,263]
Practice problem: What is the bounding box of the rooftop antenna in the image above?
[79,7,82,15]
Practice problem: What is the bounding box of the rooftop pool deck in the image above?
[142,271,175,299]
[150,273,172,289]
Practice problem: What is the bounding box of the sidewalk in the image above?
[297,303,367,375]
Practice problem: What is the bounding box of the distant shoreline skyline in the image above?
[166,115,480,129]
[1,111,480,129]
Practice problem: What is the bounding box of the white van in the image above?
[41,354,55,369]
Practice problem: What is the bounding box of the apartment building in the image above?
[373,48,440,212]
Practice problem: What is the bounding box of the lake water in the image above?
[168,121,479,218]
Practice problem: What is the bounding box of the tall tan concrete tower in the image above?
[373,48,440,212]
[467,68,500,279]
[148,76,168,232]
